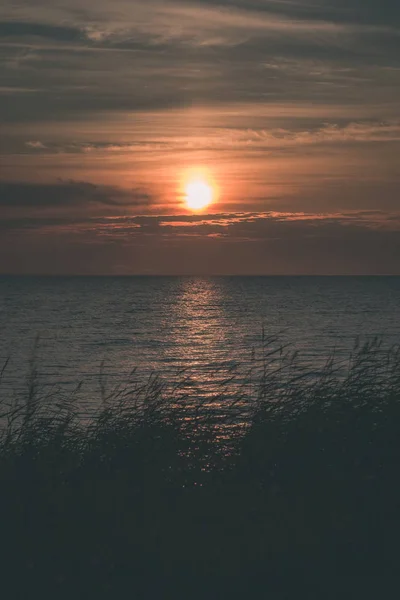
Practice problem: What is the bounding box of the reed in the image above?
[0,337,399,598]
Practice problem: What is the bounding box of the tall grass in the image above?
[0,338,400,598]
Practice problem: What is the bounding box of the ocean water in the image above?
[0,276,400,411]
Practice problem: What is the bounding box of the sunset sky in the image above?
[1,0,399,274]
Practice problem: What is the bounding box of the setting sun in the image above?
[185,180,213,211]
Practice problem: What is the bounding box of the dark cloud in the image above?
[0,180,152,208]
[0,0,399,127]
[1,209,398,234]
[181,0,400,28]
[0,211,399,275]
[0,21,84,42]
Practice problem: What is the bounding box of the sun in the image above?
[185,179,213,211]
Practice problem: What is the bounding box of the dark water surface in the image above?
[1,276,399,409]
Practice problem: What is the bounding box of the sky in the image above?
[0,0,399,274]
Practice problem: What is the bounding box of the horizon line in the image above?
[1,273,399,278]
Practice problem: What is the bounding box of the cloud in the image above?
[227,121,400,148]
[25,140,46,149]
[0,180,152,208]
[1,210,399,275]
[0,0,399,121]
[179,0,400,29]
[2,209,399,234]
[0,21,84,42]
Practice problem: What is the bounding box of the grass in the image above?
[0,337,400,598]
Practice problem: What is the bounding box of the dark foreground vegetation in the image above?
[1,338,400,598]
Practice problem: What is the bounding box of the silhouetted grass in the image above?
[0,338,400,598]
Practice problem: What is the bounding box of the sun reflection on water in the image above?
[158,278,254,445]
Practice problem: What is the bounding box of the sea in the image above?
[0,276,399,414]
